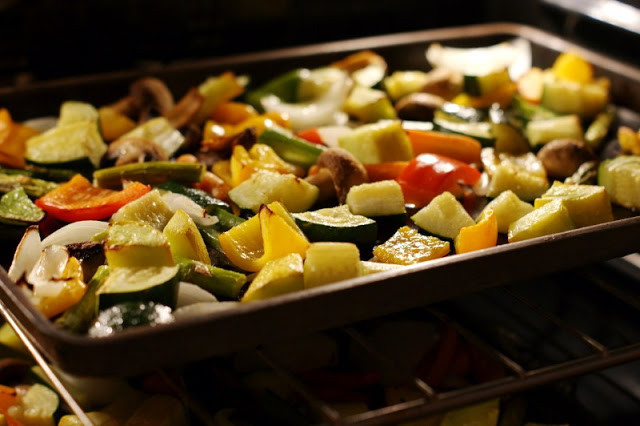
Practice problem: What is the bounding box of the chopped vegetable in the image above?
[303,242,361,288]
[598,156,640,209]
[94,161,205,189]
[508,199,575,242]
[0,108,39,169]
[242,253,304,302]
[411,191,475,240]
[338,120,413,164]
[346,180,406,217]
[373,226,450,265]
[534,181,613,227]
[35,174,150,222]
[454,209,498,254]
[406,129,482,164]
[0,187,45,225]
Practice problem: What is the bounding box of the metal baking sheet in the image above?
[1,23,639,376]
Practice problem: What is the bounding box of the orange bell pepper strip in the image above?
[0,384,21,426]
[364,161,409,182]
[0,108,39,169]
[210,101,258,125]
[219,201,309,272]
[454,209,498,254]
[35,174,150,222]
[406,129,482,164]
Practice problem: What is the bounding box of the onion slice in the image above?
[27,245,70,298]
[41,220,109,248]
[7,226,42,282]
[176,282,218,308]
[161,192,219,226]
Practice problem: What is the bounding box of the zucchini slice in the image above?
[292,205,377,245]
[97,265,180,309]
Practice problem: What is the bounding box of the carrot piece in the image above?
[406,129,482,164]
[364,161,408,182]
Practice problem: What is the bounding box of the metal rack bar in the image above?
[0,302,93,426]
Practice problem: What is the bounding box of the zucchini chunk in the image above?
[508,199,575,243]
[292,205,377,245]
[411,192,474,240]
[534,181,613,227]
[598,156,640,210]
[338,120,413,164]
[303,242,361,288]
[346,180,406,217]
[97,264,180,309]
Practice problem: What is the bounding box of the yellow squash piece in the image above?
[303,242,361,288]
[454,209,498,254]
[242,253,304,302]
[219,201,310,272]
[373,226,450,265]
[480,190,534,233]
[163,209,211,264]
[534,181,613,228]
[36,256,87,318]
[508,199,575,242]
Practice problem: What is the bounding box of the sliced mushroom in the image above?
[537,138,595,179]
[165,87,204,129]
[108,95,140,119]
[306,148,368,204]
[130,77,175,122]
[395,92,445,121]
[421,67,464,100]
[106,137,168,166]
[66,241,106,283]
[331,50,387,87]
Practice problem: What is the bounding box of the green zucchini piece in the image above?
[97,265,180,309]
[0,165,76,182]
[540,73,609,118]
[346,180,406,217]
[292,205,377,245]
[110,189,174,230]
[105,222,174,268]
[0,173,58,198]
[534,181,613,227]
[524,114,583,148]
[228,170,319,213]
[479,190,533,233]
[598,155,640,209]
[258,126,324,168]
[463,68,511,97]
[89,301,174,337]
[383,70,430,101]
[0,187,45,225]
[157,180,231,213]
[94,161,205,189]
[584,107,616,151]
[433,117,495,147]
[178,259,247,299]
[246,69,305,111]
[58,265,110,333]
[437,102,487,123]
[25,120,107,169]
[338,120,413,163]
[58,101,99,127]
[343,86,396,123]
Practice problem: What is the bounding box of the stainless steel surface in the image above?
[541,0,640,35]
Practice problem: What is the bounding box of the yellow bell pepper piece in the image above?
[373,226,449,265]
[230,144,304,186]
[211,101,258,125]
[98,106,137,142]
[219,201,310,272]
[618,126,640,156]
[552,52,593,84]
[37,256,87,318]
[454,209,498,254]
[0,108,39,169]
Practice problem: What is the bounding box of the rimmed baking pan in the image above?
[0,22,639,376]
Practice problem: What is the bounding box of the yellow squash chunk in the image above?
[534,181,613,228]
[219,202,310,272]
[411,192,474,240]
[163,209,211,264]
[105,222,174,268]
[36,256,87,318]
[487,163,550,201]
[338,120,413,164]
[346,180,406,217]
[242,253,304,302]
[480,190,534,233]
[110,189,174,230]
[373,226,450,265]
[303,242,361,288]
[454,209,498,254]
[508,199,575,243]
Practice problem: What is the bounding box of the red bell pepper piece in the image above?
[396,153,481,208]
[295,128,326,145]
[35,174,151,222]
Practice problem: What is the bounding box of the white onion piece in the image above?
[173,301,239,320]
[7,226,42,282]
[161,192,219,226]
[176,282,218,308]
[262,68,352,131]
[41,220,109,248]
[27,245,70,298]
[426,38,532,80]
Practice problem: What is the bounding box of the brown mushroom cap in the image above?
[130,77,175,122]
[106,137,169,166]
[395,92,445,121]
[536,138,595,179]
[165,87,204,129]
[308,147,368,204]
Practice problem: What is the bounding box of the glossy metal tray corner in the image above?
[1,22,639,376]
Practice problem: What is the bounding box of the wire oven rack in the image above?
[3,256,639,425]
